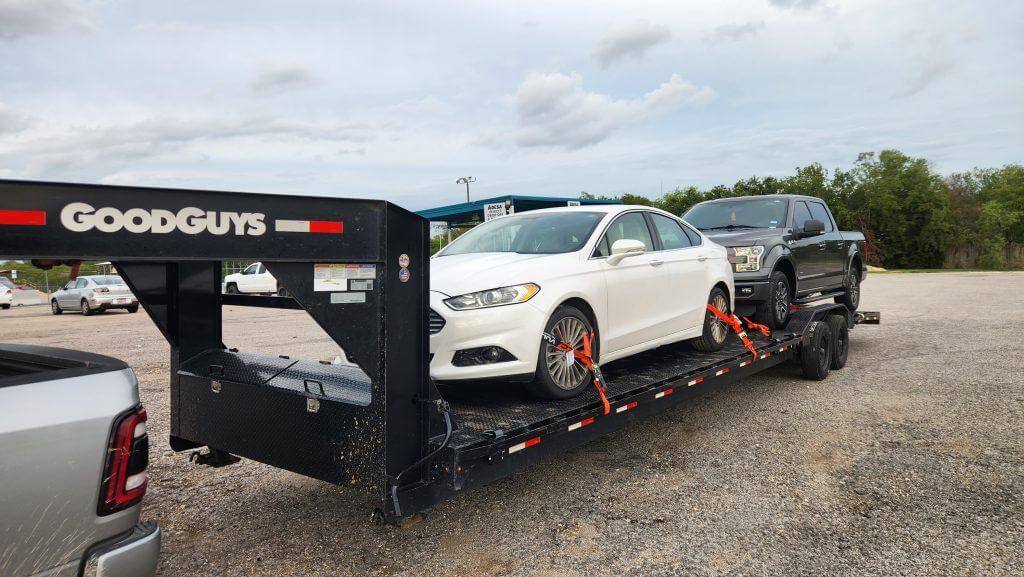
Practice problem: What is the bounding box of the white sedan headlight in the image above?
[444,283,540,311]
[730,246,765,272]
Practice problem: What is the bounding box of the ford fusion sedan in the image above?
[429,206,734,399]
[51,275,139,315]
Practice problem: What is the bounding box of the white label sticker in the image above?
[349,279,373,291]
[314,264,376,292]
[564,350,575,367]
[331,292,366,304]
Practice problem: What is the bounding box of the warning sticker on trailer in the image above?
[314,263,376,292]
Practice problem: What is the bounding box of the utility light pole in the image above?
[456,176,476,203]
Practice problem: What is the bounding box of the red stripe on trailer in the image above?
[654,387,674,399]
[0,210,46,226]
[760,352,771,359]
[309,220,344,234]
[508,436,542,454]
[567,416,596,431]
[615,401,638,414]
[715,367,729,376]
[687,376,703,387]
[740,360,750,367]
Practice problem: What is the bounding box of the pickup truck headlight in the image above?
[729,246,765,272]
[444,283,540,310]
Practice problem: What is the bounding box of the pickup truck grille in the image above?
[429,309,446,335]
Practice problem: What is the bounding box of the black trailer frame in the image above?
[0,180,877,522]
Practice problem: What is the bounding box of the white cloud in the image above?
[0,0,91,40]
[0,103,31,134]
[251,65,319,95]
[514,72,714,149]
[593,20,672,68]
[767,0,826,10]
[708,21,766,43]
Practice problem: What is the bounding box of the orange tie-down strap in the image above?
[705,304,759,362]
[541,330,611,415]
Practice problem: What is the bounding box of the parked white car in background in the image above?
[0,285,12,309]
[429,205,734,398]
[51,275,139,315]
[223,262,283,295]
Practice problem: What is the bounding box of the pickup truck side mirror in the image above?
[607,238,646,265]
[800,219,825,238]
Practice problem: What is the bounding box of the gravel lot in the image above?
[3,272,1022,576]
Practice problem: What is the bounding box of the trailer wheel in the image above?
[799,320,832,380]
[826,314,849,370]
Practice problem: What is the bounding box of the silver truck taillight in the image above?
[98,406,149,515]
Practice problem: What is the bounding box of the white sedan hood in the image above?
[430,252,558,297]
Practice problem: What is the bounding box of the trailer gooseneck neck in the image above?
[0,179,877,522]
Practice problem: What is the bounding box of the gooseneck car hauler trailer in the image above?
[0,179,878,522]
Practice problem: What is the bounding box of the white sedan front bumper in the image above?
[428,290,548,382]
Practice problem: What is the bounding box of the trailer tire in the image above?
[528,305,598,399]
[691,286,730,352]
[826,314,849,370]
[51,300,62,315]
[799,320,832,380]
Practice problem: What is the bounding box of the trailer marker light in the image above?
[508,436,541,454]
[567,417,595,431]
[687,377,703,387]
[275,219,344,234]
[715,368,729,376]
[0,209,46,226]
[654,388,674,399]
[615,401,638,414]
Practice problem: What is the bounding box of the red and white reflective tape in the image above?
[615,401,638,414]
[0,210,46,226]
[715,367,729,376]
[567,416,595,431]
[760,351,771,359]
[274,219,343,234]
[780,345,789,352]
[508,436,541,454]
[739,360,750,367]
[654,388,674,399]
[687,377,703,387]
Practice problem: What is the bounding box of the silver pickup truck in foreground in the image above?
[0,344,160,577]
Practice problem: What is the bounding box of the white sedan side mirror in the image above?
[607,238,646,265]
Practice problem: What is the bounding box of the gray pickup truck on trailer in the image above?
[0,344,160,577]
[683,195,866,329]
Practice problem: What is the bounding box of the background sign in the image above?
[484,202,507,221]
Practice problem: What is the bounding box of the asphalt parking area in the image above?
[2,271,1021,576]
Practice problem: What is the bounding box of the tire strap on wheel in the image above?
[705,304,759,362]
[541,330,611,415]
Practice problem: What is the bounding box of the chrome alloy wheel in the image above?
[848,272,860,308]
[545,316,589,391]
[710,292,729,344]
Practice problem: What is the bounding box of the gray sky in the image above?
[0,0,1021,210]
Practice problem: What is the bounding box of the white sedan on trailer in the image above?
[429,205,734,399]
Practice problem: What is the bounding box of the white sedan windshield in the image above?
[440,212,603,256]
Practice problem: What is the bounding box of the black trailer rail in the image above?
[0,179,877,522]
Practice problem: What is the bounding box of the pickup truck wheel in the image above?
[799,320,832,380]
[528,305,597,399]
[835,267,860,311]
[826,314,849,369]
[755,271,791,330]
[51,300,63,315]
[225,283,239,294]
[691,287,730,352]
[80,299,94,316]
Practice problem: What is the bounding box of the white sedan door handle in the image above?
[698,255,708,262]
[649,259,664,267]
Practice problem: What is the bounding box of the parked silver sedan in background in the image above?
[51,276,139,316]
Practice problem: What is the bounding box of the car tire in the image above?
[691,287,730,352]
[527,305,597,400]
[825,314,849,370]
[799,320,832,380]
[755,271,791,330]
[835,265,861,312]
[51,300,62,315]
[127,305,140,313]
[1,304,9,310]
[225,283,239,295]
[80,299,94,316]
[277,286,289,298]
